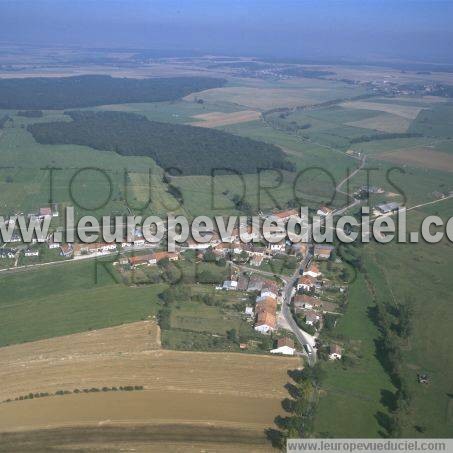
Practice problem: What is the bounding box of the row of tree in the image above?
[372,289,414,436]
[268,365,326,447]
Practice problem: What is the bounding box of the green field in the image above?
[0,259,166,347]
[0,114,180,218]
[265,105,386,150]
[314,274,396,437]
[92,99,243,123]
[410,103,453,138]
[361,204,453,437]
[185,77,372,110]
[1,67,453,440]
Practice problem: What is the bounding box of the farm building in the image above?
[268,208,300,223]
[271,337,296,356]
[222,280,238,291]
[304,310,321,326]
[129,253,157,268]
[303,263,322,278]
[247,275,265,292]
[375,202,401,214]
[59,244,73,257]
[297,275,316,292]
[313,244,335,260]
[24,248,39,257]
[154,251,179,262]
[254,311,276,334]
[294,294,322,311]
[317,206,333,217]
[237,275,250,291]
[329,344,342,360]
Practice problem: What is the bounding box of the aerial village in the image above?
[0,194,399,362]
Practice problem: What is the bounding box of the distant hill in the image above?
[0,75,226,109]
[28,111,294,176]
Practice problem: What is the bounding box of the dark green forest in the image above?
[28,111,294,175]
[0,115,10,128]
[17,110,44,118]
[0,75,225,109]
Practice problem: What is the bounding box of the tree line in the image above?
[267,365,326,447]
[0,75,226,109]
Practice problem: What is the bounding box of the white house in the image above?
[297,275,316,292]
[48,241,60,249]
[270,337,295,356]
[303,264,322,279]
[223,280,238,291]
[269,242,286,254]
[329,344,342,360]
[317,206,333,217]
[254,311,276,334]
[259,289,278,300]
[99,243,117,253]
[305,310,320,326]
[24,249,39,257]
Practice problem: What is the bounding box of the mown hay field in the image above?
[188,110,261,127]
[0,321,298,443]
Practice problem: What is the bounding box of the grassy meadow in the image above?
[362,203,453,437]
[0,259,166,347]
[1,70,453,441]
[314,274,396,437]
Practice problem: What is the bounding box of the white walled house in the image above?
[329,344,342,360]
[270,337,295,356]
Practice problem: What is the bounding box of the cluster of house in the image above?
[0,205,59,259]
[295,263,325,328]
[120,250,180,268]
[1,245,40,260]
[57,241,117,258]
[0,248,16,259]
[5,204,59,226]
[25,207,311,265]
[221,273,282,335]
[254,279,280,334]
[185,210,304,263]
[56,226,156,258]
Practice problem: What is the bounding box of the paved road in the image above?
[280,254,317,366]
[277,155,367,366]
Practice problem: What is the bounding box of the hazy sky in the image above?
[0,0,452,62]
